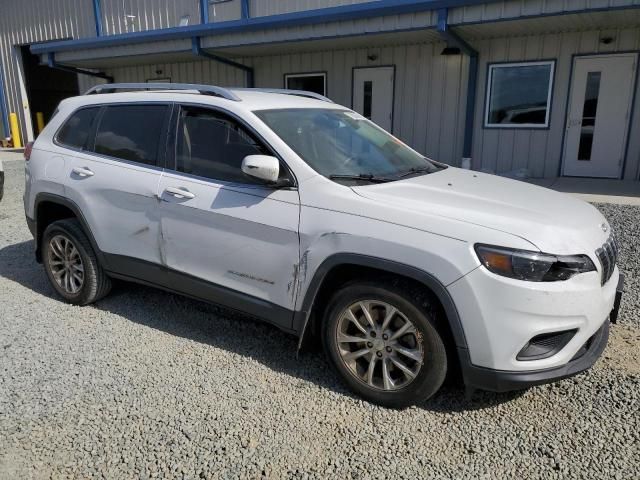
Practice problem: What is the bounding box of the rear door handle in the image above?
[164,186,196,200]
[72,167,94,177]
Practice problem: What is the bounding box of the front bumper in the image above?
[459,320,609,392]
[448,264,619,372]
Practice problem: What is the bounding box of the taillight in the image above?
[24,141,34,161]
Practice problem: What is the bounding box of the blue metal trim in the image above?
[200,0,209,24]
[47,52,114,82]
[30,0,495,55]
[92,0,103,36]
[191,37,254,87]
[241,0,250,19]
[0,61,9,137]
[436,8,478,161]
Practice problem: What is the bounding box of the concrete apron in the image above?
[527,177,640,206]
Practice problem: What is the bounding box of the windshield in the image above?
[254,108,443,183]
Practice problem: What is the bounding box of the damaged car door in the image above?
[61,103,170,266]
[156,105,300,329]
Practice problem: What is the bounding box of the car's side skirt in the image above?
[103,253,296,335]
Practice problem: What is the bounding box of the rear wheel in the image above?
[42,219,111,305]
[322,281,447,408]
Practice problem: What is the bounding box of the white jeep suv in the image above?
[24,83,623,407]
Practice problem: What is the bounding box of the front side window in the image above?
[56,107,100,150]
[175,106,268,184]
[285,73,327,96]
[254,108,442,183]
[93,104,168,165]
[485,61,555,128]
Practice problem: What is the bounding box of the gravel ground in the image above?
[1,157,638,479]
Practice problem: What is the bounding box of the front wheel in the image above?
[322,281,447,408]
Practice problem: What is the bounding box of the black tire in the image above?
[42,218,111,305]
[322,280,447,408]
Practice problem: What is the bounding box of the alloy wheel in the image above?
[48,234,85,295]
[335,300,424,391]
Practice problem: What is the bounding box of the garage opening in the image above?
[21,45,79,133]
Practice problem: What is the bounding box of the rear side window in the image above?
[56,107,100,149]
[94,104,168,166]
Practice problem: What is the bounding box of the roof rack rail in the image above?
[235,88,334,103]
[84,83,241,101]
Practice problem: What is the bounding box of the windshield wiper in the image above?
[396,167,434,178]
[328,174,393,183]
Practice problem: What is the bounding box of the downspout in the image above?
[92,0,103,36]
[437,8,478,170]
[199,0,209,24]
[47,53,114,82]
[191,37,254,87]
[241,0,250,19]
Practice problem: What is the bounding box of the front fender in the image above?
[293,252,470,353]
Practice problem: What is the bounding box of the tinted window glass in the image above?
[56,107,99,149]
[486,62,554,127]
[176,106,268,183]
[285,74,326,96]
[94,105,168,165]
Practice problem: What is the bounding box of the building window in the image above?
[284,72,327,96]
[485,61,555,128]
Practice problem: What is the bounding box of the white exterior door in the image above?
[352,66,394,132]
[563,54,638,178]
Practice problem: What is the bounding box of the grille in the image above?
[595,234,618,286]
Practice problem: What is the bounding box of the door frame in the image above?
[560,51,640,179]
[351,64,396,132]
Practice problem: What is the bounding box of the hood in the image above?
[351,167,610,255]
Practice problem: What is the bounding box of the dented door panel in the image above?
[63,151,164,265]
[157,171,301,311]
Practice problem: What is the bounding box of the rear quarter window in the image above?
[56,107,100,150]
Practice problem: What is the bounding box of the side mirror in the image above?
[241,155,280,184]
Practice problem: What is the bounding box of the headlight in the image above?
[474,244,596,282]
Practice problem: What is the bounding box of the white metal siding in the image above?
[0,0,95,141]
[100,0,200,35]
[250,0,373,17]
[471,27,640,180]
[200,11,437,49]
[449,0,640,24]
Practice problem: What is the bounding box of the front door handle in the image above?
[164,186,196,200]
[72,167,94,177]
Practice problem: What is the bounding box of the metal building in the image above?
[1,0,639,180]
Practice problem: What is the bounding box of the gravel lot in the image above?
[1,156,638,479]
